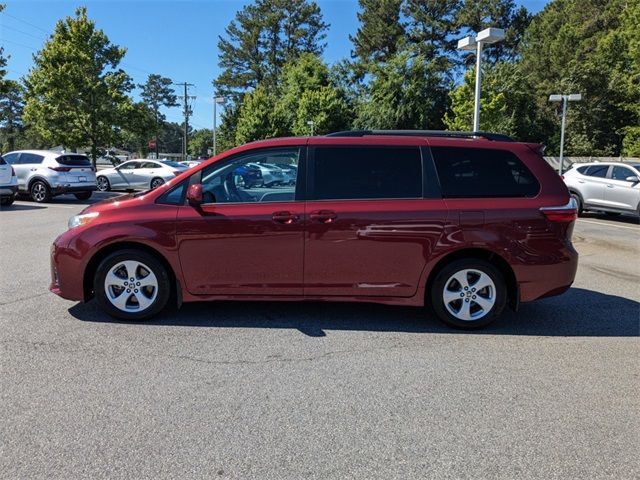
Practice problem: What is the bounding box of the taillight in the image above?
[540,198,578,222]
[49,166,71,172]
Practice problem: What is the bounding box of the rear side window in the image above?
[57,155,92,166]
[19,153,45,165]
[312,146,422,200]
[3,153,19,164]
[0,156,5,165]
[584,165,608,178]
[576,166,589,174]
[431,147,539,198]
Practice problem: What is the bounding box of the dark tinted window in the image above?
[611,166,634,181]
[431,147,539,198]
[585,165,608,178]
[3,153,19,164]
[157,181,186,205]
[19,153,45,165]
[0,156,5,165]
[312,147,422,200]
[119,161,141,170]
[577,166,589,174]
[57,155,91,166]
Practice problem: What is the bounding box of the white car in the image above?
[563,162,640,216]
[0,154,18,206]
[96,159,189,191]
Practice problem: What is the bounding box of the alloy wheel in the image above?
[97,176,109,191]
[442,269,496,321]
[103,260,158,312]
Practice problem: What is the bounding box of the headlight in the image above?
[68,212,99,229]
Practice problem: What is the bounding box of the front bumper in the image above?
[49,233,86,302]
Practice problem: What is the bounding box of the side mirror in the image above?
[186,183,203,206]
[625,175,639,183]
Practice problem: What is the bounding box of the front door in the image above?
[176,146,305,296]
[605,165,640,211]
[304,144,448,298]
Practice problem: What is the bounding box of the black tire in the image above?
[0,196,15,207]
[94,249,171,321]
[570,192,583,216]
[150,177,165,190]
[74,191,92,200]
[96,176,111,192]
[430,259,507,329]
[30,180,52,203]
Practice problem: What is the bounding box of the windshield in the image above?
[159,160,187,169]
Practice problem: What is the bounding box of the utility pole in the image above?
[174,82,195,161]
[213,95,225,156]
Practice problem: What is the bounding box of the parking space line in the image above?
[577,219,640,231]
[12,201,76,209]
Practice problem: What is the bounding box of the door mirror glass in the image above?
[186,183,204,206]
[625,175,639,183]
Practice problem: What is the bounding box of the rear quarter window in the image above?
[0,156,5,165]
[431,147,540,198]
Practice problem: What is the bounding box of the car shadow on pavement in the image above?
[69,287,639,337]
[0,203,47,211]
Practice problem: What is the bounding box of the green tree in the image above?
[350,0,405,65]
[188,128,213,157]
[139,74,178,156]
[0,4,7,96]
[518,0,638,155]
[444,63,537,138]
[292,88,351,135]
[23,7,133,167]
[234,86,280,144]
[456,0,532,64]
[118,102,156,157]
[355,49,450,130]
[403,0,460,62]
[0,80,25,152]
[214,0,328,96]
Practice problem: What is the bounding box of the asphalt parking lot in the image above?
[1,192,638,480]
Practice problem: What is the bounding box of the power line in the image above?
[1,11,50,34]
[0,38,39,50]
[3,24,48,41]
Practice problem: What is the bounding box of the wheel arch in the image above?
[83,241,181,307]
[27,175,51,191]
[425,248,519,311]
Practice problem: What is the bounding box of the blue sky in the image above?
[1,0,548,129]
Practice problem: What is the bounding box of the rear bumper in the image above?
[0,184,18,197]
[517,243,579,302]
[52,184,97,195]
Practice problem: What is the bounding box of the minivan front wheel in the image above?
[30,180,51,203]
[94,249,171,321]
[430,259,507,329]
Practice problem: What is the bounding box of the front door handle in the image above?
[272,211,299,224]
[310,209,337,223]
[606,184,614,188]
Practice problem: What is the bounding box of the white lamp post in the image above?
[549,93,582,175]
[457,27,506,132]
[213,95,225,156]
[307,120,314,136]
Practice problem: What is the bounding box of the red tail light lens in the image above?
[49,166,71,172]
[540,199,578,222]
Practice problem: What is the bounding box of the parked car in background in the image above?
[233,163,263,188]
[51,130,578,329]
[563,162,640,216]
[247,162,286,187]
[0,154,18,206]
[180,160,204,168]
[96,159,189,192]
[2,150,96,203]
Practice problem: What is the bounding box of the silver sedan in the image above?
[96,160,188,191]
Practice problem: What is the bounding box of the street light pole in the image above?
[549,93,582,175]
[307,120,314,136]
[213,96,225,156]
[457,28,505,132]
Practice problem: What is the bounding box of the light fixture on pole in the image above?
[213,95,225,156]
[549,93,582,175]
[457,27,506,132]
[307,120,314,137]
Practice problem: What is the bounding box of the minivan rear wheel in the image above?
[30,180,51,203]
[94,249,171,321]
[430,259,507,329]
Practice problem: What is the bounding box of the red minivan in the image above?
[50,131,578,328]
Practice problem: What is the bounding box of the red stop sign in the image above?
[148,140,157,150]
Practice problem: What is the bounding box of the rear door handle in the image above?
[272,211,299,224]
[310,209,337,223]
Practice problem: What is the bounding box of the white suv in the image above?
[2,150,97,203]
[563,162,640,216]
[0,154,18,206]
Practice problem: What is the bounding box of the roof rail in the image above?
[326,130,515,142]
